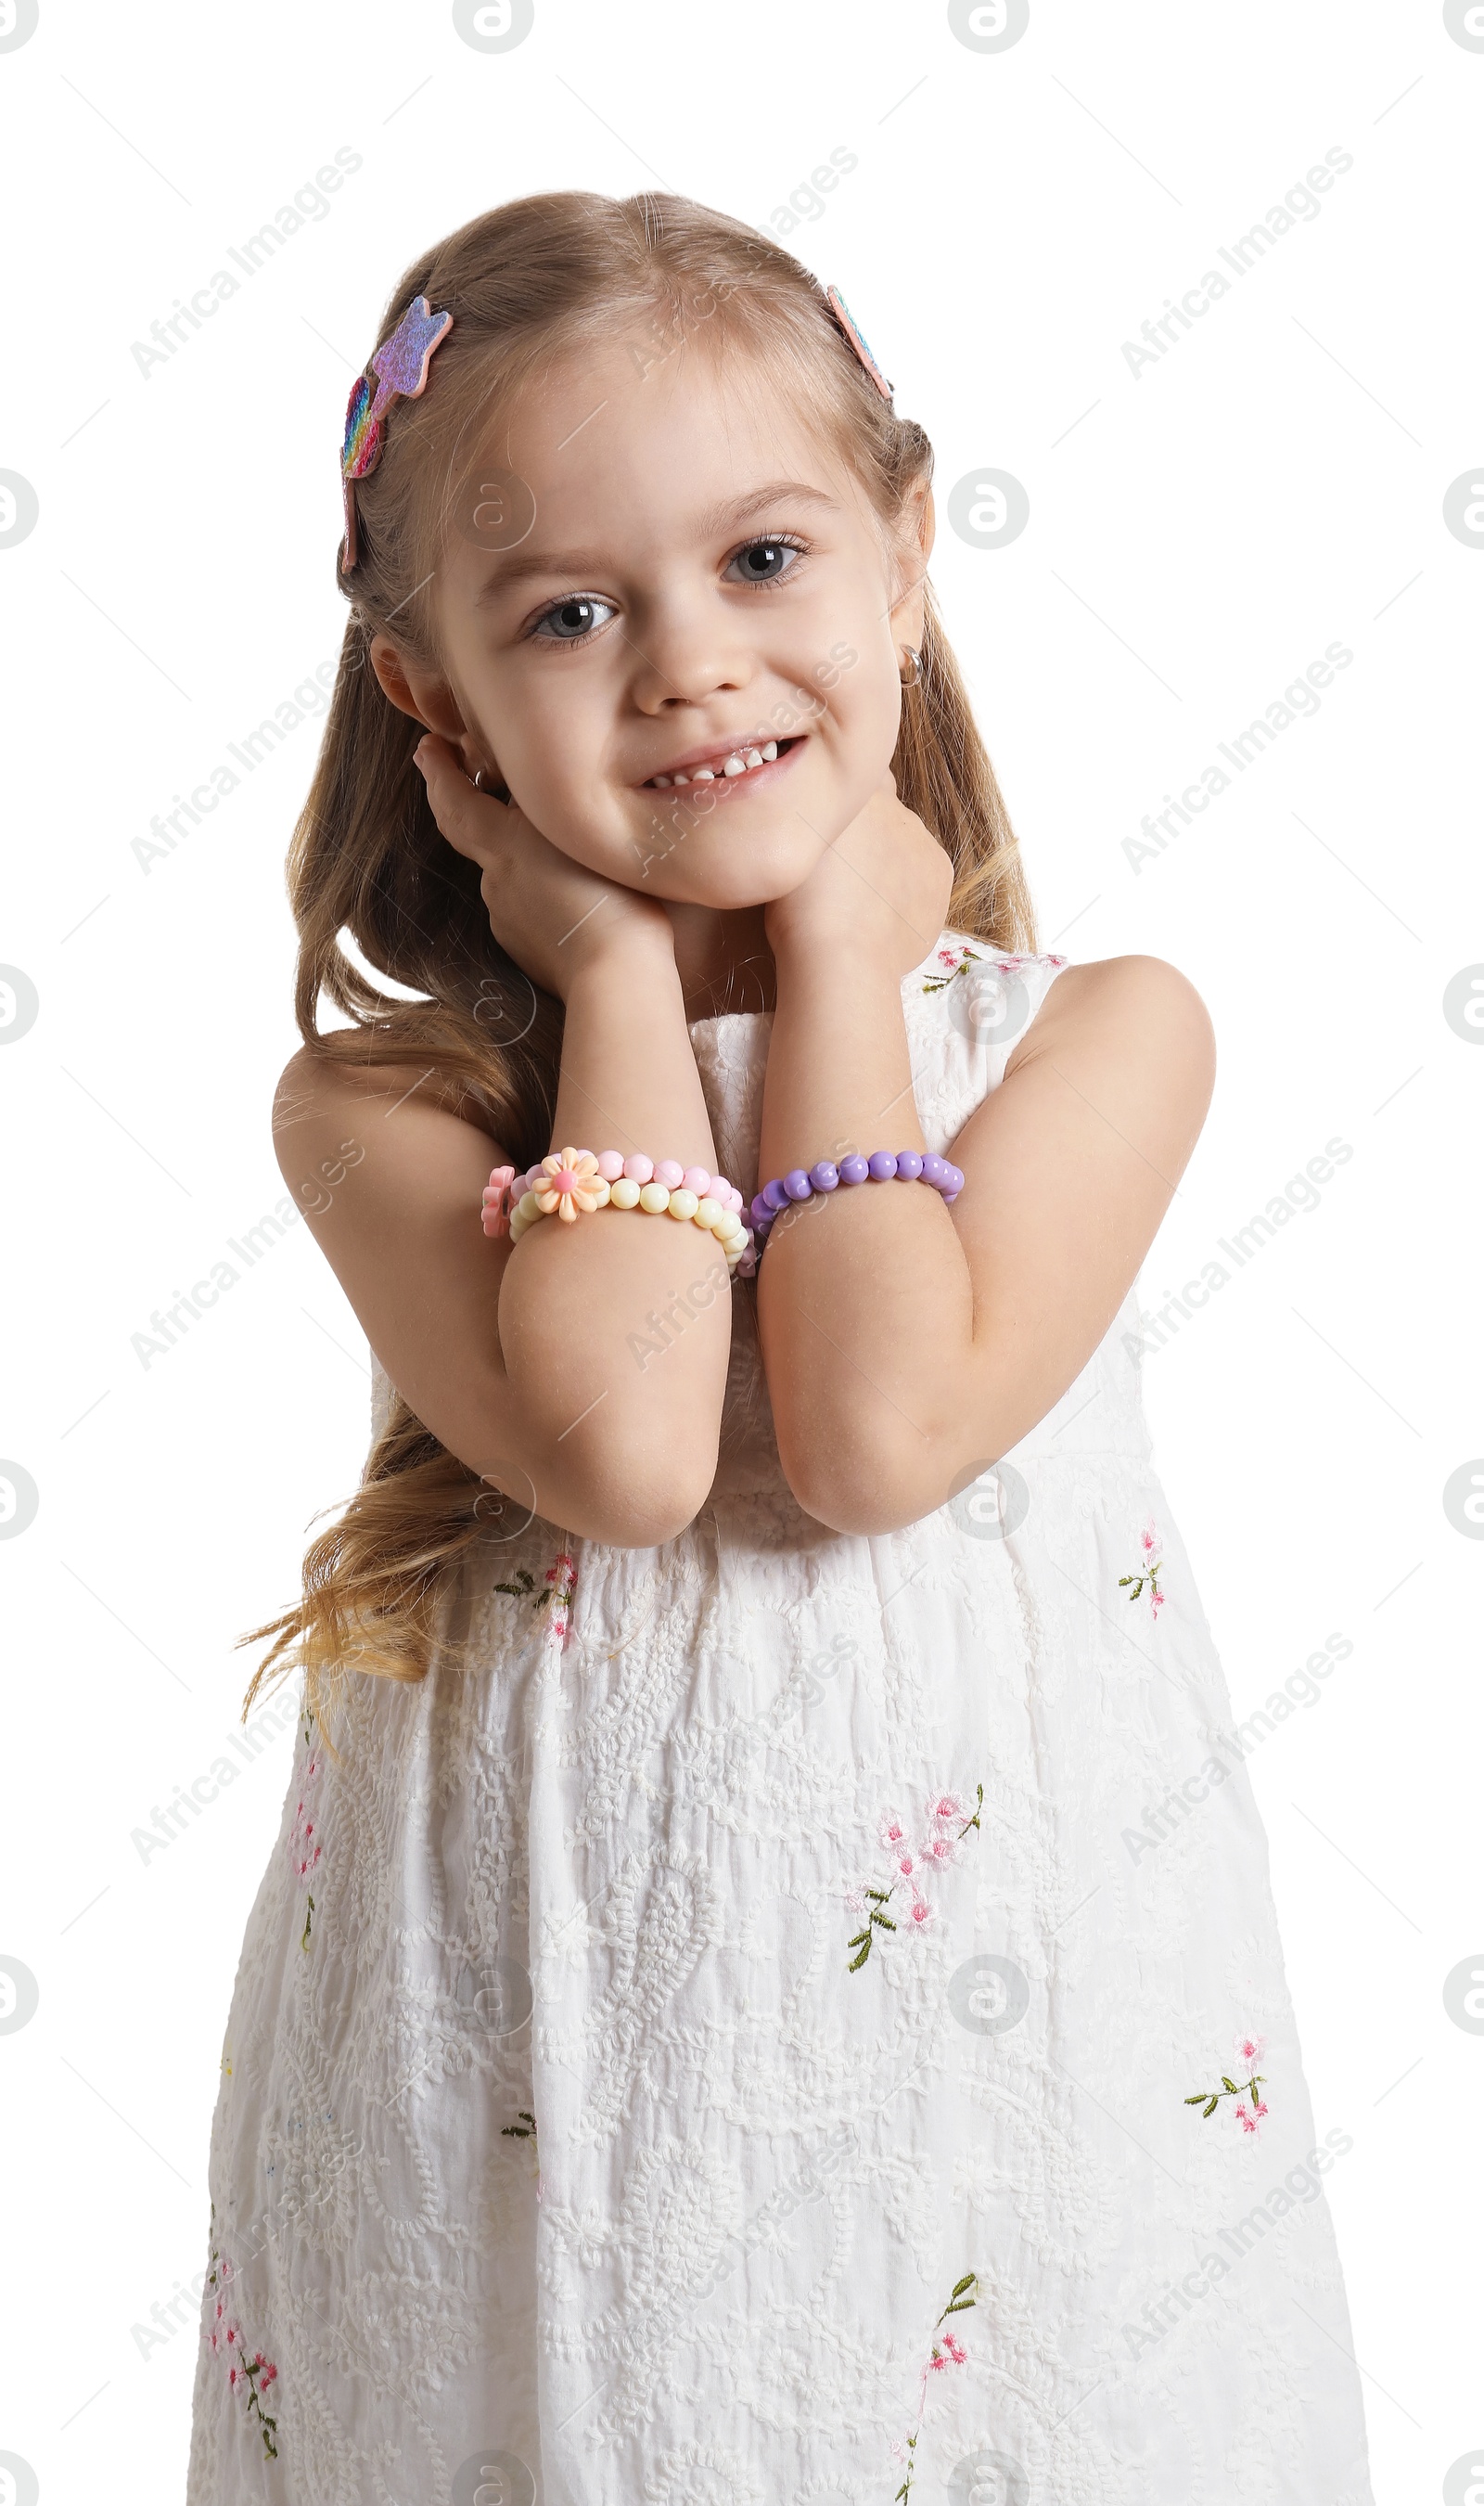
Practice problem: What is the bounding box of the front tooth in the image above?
[723,754,746,778]
[692,766,715,782]
[761,740,777,760]
[743,749,763,768]
[653,774,672,787]
[672,771,690,785]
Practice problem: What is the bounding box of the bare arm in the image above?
[755,791,1216,1533]
[275,741,732,1547]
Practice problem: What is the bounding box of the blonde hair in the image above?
[241,188,1036,1728]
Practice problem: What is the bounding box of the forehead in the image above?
[450,331,869,562]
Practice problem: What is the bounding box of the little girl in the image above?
[189,193,1374,2505]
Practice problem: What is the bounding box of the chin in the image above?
[655,837,824,912]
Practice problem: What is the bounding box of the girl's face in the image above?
[416,337,928,908]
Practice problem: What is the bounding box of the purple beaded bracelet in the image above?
[748,1149,964,1255]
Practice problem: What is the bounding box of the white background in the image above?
[1,1,1479,2499]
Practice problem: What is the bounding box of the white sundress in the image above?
[187,930,1375,2506]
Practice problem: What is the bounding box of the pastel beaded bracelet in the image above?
[748,1149,965,1255]
[481,1150,756,1274]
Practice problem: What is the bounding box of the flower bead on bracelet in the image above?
[487,1150,756,1274]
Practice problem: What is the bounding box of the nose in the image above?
[627,593,756,713]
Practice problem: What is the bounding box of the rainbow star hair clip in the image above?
[825,285,893,404]
[339,294,454,570]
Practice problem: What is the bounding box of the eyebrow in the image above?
[468,480,841,605]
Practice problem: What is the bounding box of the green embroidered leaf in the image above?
[873,1912,897,1932]
[847,1929,870,1949]
[1221,2076,1237,2094]
[848,1940,872,1972]
[1251,2082,1260,2105]
[943,2299,976,2317]
[1183,2093,1207,2105]
[1204,2096,1218,2117]
[950,2273,977,2299]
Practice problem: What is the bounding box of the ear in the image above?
[369,635,470,747]
[888,477,935,652]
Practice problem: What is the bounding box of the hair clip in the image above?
[825,285,894,405]
[339,294,454,571]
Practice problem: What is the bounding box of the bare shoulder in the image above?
[271,1042,506,1221]
[273,1040,422,1133]
[1015,952,1215,1104]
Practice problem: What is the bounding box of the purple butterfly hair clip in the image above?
[339,294,454,571]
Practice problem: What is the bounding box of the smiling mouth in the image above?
[642,735,803,791]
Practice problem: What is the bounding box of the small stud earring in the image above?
[472,765,508,800]
[899,646,922,688]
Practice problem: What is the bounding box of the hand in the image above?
[413,735,673,1003]
[762,771,954,983]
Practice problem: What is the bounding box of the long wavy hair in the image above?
[240,188,1036,1729]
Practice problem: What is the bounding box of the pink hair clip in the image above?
[339,293,454,571]
[825,285,893,405]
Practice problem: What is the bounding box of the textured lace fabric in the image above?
[188,933,1375,2506]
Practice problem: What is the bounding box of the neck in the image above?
[666,903,776,1020]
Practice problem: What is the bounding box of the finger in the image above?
[413,734,514,868]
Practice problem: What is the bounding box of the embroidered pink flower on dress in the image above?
[544,1550,578,1641]
[534,1147,605,1224]
[1119,1518,1165,1616]
[1185,2043,1269,2123]
[205,2221,279,2460]
[1235,2032,1266,2065]
[893,2275,978,2500]
[849,1785,984,1969]
[288,1712,323,1951]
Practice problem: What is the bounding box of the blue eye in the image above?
[726,538,801,585]
[531,596,615,642]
